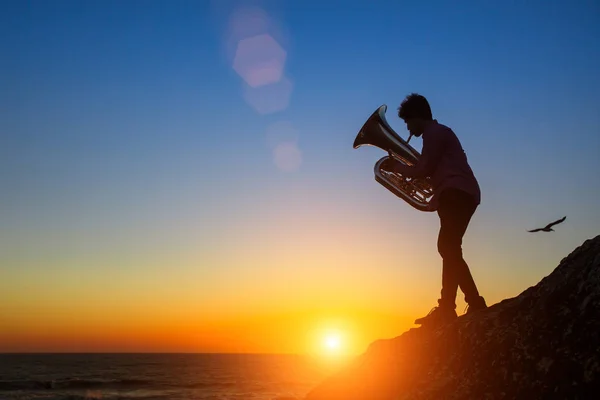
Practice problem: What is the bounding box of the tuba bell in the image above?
[353,104,435,212]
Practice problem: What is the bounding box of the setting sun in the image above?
[320,330,349,359]
[324,334,341,350]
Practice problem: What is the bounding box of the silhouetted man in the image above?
[393,93,487,327]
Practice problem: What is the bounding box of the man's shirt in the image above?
[395,121,481,210]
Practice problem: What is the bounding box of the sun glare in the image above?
[309,322,356,363]
[323,333,342,354]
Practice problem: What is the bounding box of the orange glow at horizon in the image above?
[1,300,419,356]
[1,181,516,355]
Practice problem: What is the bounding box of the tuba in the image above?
[353,104,435,212]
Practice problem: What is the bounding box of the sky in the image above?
[1,0,599,357]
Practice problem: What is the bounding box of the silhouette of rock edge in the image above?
[304,234,600,400]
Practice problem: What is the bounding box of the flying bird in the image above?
[528,216,566,232]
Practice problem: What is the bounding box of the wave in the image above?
[1,394,174,400]
[0,378,238,391]
[0,378,150,391]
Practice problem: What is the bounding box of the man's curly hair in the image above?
[397,93,433,121]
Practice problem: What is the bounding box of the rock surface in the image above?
[305,235,600,400]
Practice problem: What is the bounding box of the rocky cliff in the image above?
[305,235,600,400]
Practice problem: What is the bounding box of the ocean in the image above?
[0,353,336,400]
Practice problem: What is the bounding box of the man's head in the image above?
[397,93,433,137]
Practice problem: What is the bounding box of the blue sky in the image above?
[1,0,599,352]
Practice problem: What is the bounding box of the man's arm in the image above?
[393,129,446,178]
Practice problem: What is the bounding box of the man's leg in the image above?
[413,189,465,326]
[437,189,483,307]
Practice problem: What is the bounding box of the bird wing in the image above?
[546,216,567,228]
[528,228,543,232]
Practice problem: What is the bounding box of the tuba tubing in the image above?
[353,104,435,212]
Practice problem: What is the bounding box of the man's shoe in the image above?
[465,296,488,314]
[414,305,457,327]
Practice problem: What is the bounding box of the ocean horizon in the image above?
[0,353,343,400]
